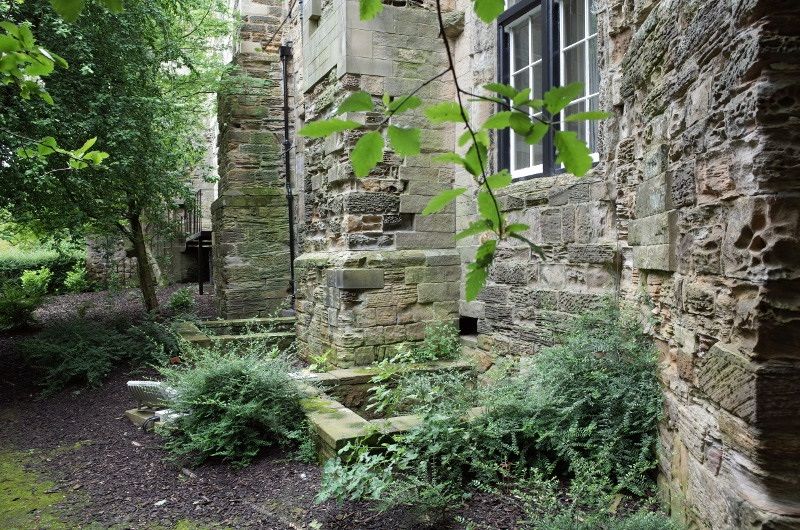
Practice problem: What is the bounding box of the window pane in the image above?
[588,37,599,94]
[513,69,530,92]
[511,22,529,71]
[531,8,543,63]
[589,2,597,34]
[513,133,530,170]
[532,131,543,167]
[532,62,543,100]
[563,44,585,88]
[588,95,599,152]
[562,0,585,46]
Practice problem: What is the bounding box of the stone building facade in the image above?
[211,0,800,526]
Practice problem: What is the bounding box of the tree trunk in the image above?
[130,213,159,312]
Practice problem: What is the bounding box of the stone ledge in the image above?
[327,268,385,289]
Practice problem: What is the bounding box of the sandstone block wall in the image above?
[291,2,462,365]
[212,0,293,318]
[452,0,800,527]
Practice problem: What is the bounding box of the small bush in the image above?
[20,319,183,394]
[159,350,306,467]
[412,321,460,363]
[20,267,53,296]
[0,247,85,293]
[63,264,90,293]
[0,281,43,331]
[21,320,138,393]
[168,287,196,313]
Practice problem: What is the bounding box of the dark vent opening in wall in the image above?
[459,316,478,336]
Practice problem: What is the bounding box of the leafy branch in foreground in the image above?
[299,0,610,300]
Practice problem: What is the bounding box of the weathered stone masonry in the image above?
[212,0,293,318]
[290,1,464,366]
[453,0,800,528]
[217,0,800,526]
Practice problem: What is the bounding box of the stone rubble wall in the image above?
[212,0,293,318]
[452,0,800,527]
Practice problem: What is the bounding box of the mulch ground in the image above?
[0,288,527,529]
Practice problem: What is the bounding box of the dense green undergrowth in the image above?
[317,303,673,528]
[19,317,183,394]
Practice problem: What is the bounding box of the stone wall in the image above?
[452,0,800,527]
[291,2,463,366]
[212,0,293,318]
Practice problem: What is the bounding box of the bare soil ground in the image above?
[0,288,526,529]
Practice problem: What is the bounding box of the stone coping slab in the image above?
[300,359,477,461]
[297,359,472,386]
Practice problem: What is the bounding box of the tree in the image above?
[300,0,608,301]
[0,0,230,311]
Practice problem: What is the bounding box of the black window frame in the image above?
[498,0,600,181]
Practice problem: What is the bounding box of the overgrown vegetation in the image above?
[0,266,54,330]
[159,349,306,468]
[0,245,86,293]
[168,287,196,314]
[20,318,180,394]
[318,304,668,527]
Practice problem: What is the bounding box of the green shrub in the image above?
[0,281,42,330]
[0,247,85,293]
[411,321,460,363]
[168,287,195,313]
[318,302,664,518]
[63,264,90,293]
[20,319,182,394]
[20,267,53,296]
[159,350,306,467]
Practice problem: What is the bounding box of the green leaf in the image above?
[17,23,34,48]
[0,21,20,38]
[565,110,612,122]
[525,121,548,144]
[473,0,505,23]
[359,0,383,20]
[543,83,584,114]
[50,0,86,21]
[465,264,488,302]
[422,188,467,215]
[388,95,422,114]
[351,131,384,177]
[0,35,17,53]
[512,88,531,106]
[483,82,517,99]
[434,152,468,171]
[336,91,373,115]
[455,220,492,241]
[505,223,529,234]
[463,142,487,176]
[298,119,360,138]
[477,191,502,229]
[481,111,512,130]
[509,111,532,135]
[484,170,512,190]
[554,130,593,177]
[458,128,489,147]
[424,102,469,124]
[387,125,420,156]
[475,238,497,264]
[75,137,97,155]
[99,0,124,12]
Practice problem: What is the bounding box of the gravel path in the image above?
[0,290,527,529]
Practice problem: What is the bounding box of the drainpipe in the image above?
[280,43,296,303]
